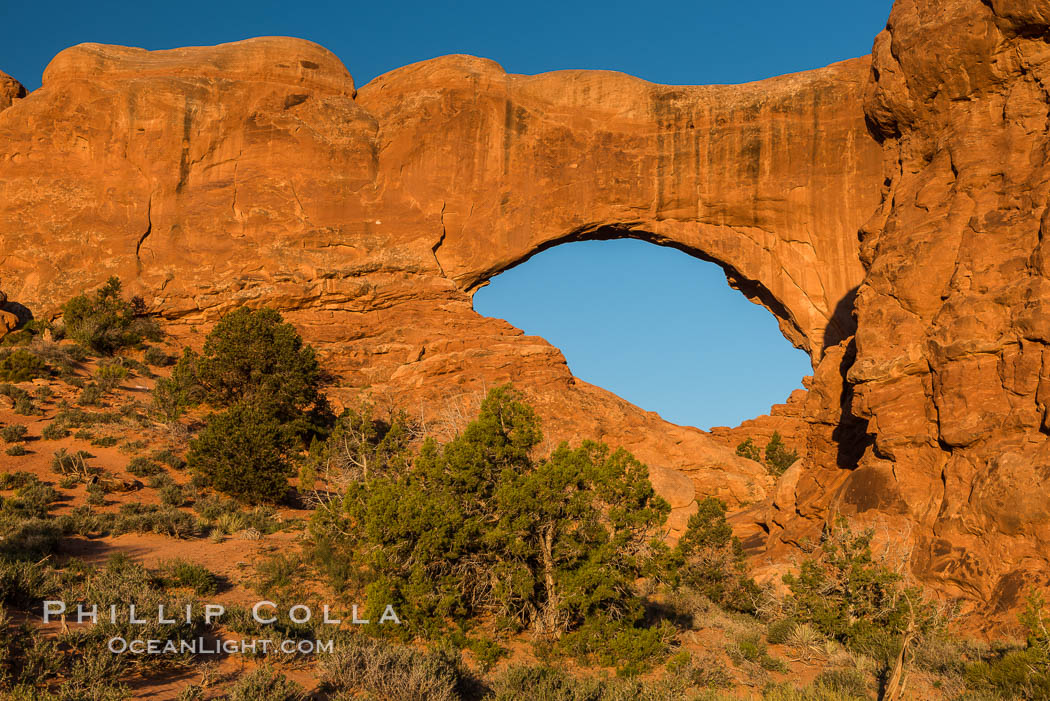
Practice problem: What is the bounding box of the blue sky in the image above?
[1,1,892,428]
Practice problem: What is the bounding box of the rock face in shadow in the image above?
[6,1,1049,619]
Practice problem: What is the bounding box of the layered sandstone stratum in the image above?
[1,0,1047,620]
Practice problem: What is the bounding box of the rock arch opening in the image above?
[472,236,812,430]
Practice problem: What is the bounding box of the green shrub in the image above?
[94,360,130,392]
[736,437,762,463]
[60,276,160,355]
[0,472,38,490]
[671,497,762,614]
[188,402,295,504]
[767,618,796,645]
[0,349,49,383]
[1,424,28,443]
[5,444,27,457]
[0,559,60,607]
[86,482,106,506]
[164,559,220,596]
[559,618,677,676]
[76,383,104,406]
[127,456,163,478]
[40,421,67,441]
[144,346,173,367]
[783,519,944,667]
[12,395,36,416]
[166,307,325,425]
[50,448,95,477]
[152,449,186,470]
[727,632,787,673]
[765,432,799,476]
[159,483,187,507]
[737,432,798,476]
[228,664,306,701]
[320,637,466,701]
[965,593,1050,699]
[312,386,672,651]
[811,668,871,698]
[90,435,118,448]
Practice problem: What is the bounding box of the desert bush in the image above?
[764,432,799,475]
[166,306,325,423]
[152,449,186,470]
[163,559,220,596]
[188,402,294,504]
[559,617,677,676]
[0,606,63,693]
[0,425,27,443]
[94,360,130,392]
[0,349,49,383]
[76,383,104,406]
[49,448,95,478]
[126,456,162,478]
[669,497,763,614]
[964,593,1050,699]
[4,445,27,457]
[60,276,160,355]
[726,632,788,673]
[12,395,36,416]
[782,517,945,689]
[61,555,209,673]
[86,483,105,506]
[0,559,60,607]
[736,432,798,477]
[320,636,467,701]
[144,346,173,367]
[312,386,673,656]
[228,664,306,701]
[0,472,39,491]
[310,402,417,484]
[40,421,67,441]
[490,663,696,701]
[0,517,64,560]
[90,435,118,448]
[159,483,187,507]
[767,618,796,645]
[2,478,60,519]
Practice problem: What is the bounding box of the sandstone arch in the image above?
[0,38,884,513]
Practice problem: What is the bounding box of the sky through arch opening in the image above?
[472,238,812,430]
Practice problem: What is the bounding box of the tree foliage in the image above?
[160,307,331,503]
[311,386,672,643]
[61,277,160,355]
[670,497,761,613]
[782,519,943,665]
[168,306,324,425]
[187,402,295,504]
[736,432,798,476]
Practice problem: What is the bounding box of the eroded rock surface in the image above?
[0,37,881,530]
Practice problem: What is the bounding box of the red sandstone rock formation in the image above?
[0,37,881,534]
[5,0,1049,619]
